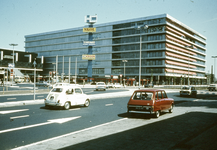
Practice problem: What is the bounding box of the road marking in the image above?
[0,116,81,134]
[37,96,44,98]
[69,108,80,111]
[0,109,29,114]
[105,103,113,106]
[7,98,16,100]
[10,115,29,119]
[12,118,127,150]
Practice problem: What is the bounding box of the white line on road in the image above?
[37,96,44,98]
[12,118,127,150]
[7,98,16,100]
[0,116,81,134]
[0,109,29,114]
[105,103,113,106]
[69,108,80,111]
[10,115,29,120]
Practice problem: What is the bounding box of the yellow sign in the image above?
[83,28,96,32]
[82,55,96,60]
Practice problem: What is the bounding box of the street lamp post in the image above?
[122,60,128,87]
[212,56,217,83]
[33,59,37,100]
[135,24,148,89]
[185,45,194,86]
[9,43,18,84]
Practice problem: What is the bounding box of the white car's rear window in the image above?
[51,88,63,92]
[182,87,190,90]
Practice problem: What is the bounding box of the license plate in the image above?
[136,107,143,110]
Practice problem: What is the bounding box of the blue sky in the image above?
[1,0,217,75]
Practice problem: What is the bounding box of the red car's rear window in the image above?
[132,92,153,100]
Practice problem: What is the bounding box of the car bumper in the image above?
[180,92,191,95]
[128,105,154,114]
[96,87,106,90]
[45,100,63,107]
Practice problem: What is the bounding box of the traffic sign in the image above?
[83,41,96,46]
[83,27,96,32]
[8,63,14,68]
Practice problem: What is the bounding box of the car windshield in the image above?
[182,87,190,90]
[51,88,63,93]
[133,92,153,100]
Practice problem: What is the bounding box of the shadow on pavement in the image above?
[176,101,217,109]
[40,105,83,110]
[59,112,217,150]
[118,112,169,120]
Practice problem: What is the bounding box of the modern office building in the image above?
[25,14,207,85]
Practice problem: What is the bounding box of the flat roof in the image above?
[25,13,206,40]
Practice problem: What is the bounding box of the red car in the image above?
[127,89,174,118]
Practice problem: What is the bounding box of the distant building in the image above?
[0,48,43,81]
[25,14,206,85]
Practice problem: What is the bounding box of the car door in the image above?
[162,90,170,109]
[157,91,167,110]
[66,88,76,106]
[154,92,161,111]
[75,88,86,105]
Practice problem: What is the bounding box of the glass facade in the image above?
[25,14,207,85]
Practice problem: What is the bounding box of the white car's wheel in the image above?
[84,99,90,107]
[64,102,70,110]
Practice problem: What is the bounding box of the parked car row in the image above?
[207,84,217,91]
[36,81,71,88]
[36,81,50,87]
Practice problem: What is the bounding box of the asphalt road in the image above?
[0,88,129,103]
[0,95,130,149]
[0,88,217,149]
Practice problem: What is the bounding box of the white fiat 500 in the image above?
[44,86,90,109]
